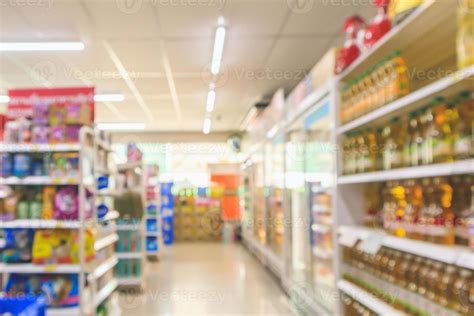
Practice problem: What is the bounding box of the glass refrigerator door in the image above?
[252,149,266,245]
[266,135,285,257]
[240,160,253,234]
[304,100,335,313]
[286,118,311,286]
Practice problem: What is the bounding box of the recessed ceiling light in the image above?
[0,42,85,51]
[206,90,216,113]
[210,25,226,75]
[94,94,125,102]
[203,117,212,135]
[97,122,145,131]
[0,95,10,103]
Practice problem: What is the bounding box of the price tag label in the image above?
[339,233,359,247]
[52,178,62,184]
[456,252,474,270]
[357,232,384,254]
[44,264,57,272]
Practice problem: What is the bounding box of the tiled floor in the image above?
[117,243,295,316]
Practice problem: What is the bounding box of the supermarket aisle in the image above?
[118,243,295,316]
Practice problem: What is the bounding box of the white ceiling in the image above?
[0,0,373,132]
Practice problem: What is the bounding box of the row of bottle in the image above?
[365,175,474,247]
[342,245,474,315]
[342,294,376,316]
[340,51,410,125]
[342,91,474,175]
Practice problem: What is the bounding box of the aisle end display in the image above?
[0,87,119,315]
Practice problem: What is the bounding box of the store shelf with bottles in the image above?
[0,127,119,315]
[337,0,456,82]
[333,2,474,313]
[145,165,160,257]
[113,158,147,289]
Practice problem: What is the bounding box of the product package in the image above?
[5,274,80,307]
[2,229,34,263]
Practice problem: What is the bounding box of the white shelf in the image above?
[0,143,80,153]
[117,161,143,171]
[94,279,118,307]
[337,280,405,316]
[117,224,142,231]
[95,233,119,251]
[338,226,473,266]
[47,307,80,316]
[337,65,474,134]
[0,219,82,229]
[117,252,142,259]
[338,160,474,184]
[117,277,142,286]
[0,176,79,185]
[337,0,452,81]
[2,263,81,274]
[90,256,119,280]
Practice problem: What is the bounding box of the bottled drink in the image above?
[432,97,454,164]
[439,264,457,308]
[452,268,474,314]
[404,179,422,240]
[382,117,404,170]
[421,105,435,165]
[356,131,369,173]
[382,182,396,234]
[410,111,423,166]
[453,91,474,160]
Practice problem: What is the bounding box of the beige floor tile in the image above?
[117,243,295,316]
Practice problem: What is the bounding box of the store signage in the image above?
[7,87,95,120]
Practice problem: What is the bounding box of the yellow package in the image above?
[389,0,424,21]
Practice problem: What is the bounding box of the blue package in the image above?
[97,203,109,219]
[13,154,31,177]
[1,153,12,177]
[32,161,44,176]
[6,274,79,307]
[3,229,34,263]
[97,175,109,190]
[0,294,47,316]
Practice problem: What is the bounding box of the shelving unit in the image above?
[114,160,147,289]
[0,127,119,315]
[337,280,405,316]
[144,165,160,259]
[338,159,474,184]
[241,1,473,315]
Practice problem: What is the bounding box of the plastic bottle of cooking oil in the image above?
[382,117,404,170]
[453,91,474,160]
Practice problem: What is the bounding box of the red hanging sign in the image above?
[7,87,95,121]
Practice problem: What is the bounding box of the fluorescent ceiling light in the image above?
[0,95,10,103]
[94,94,124,102]
[210,26,226,75]
[206,90,216,112]
[203,117,212,135]
[97,122,145,131]
[0,42,85,51]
